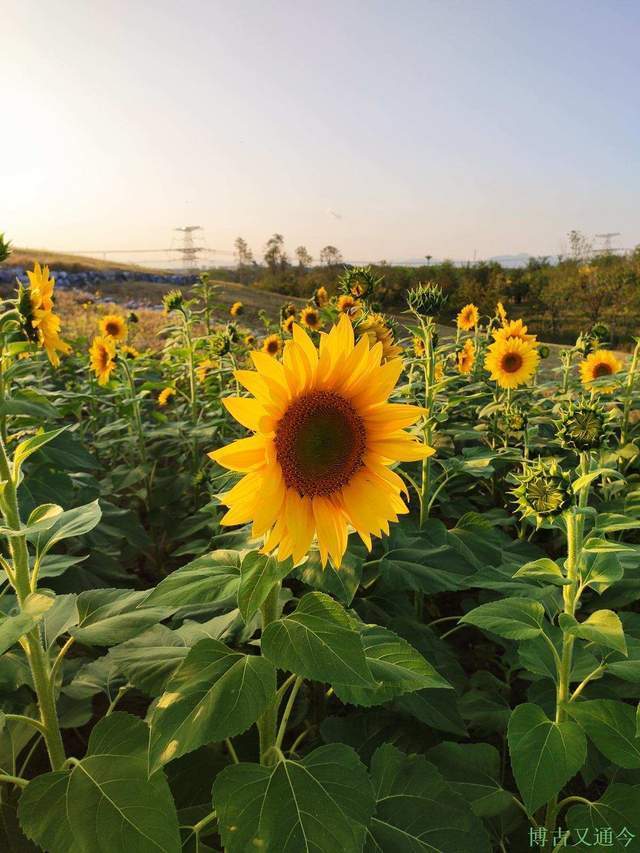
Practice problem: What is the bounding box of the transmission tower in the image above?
[595,232,621,253]
[174,226,205,270]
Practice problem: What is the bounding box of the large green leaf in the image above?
[70,588,174,645]
[213,743,375,853]
[19,714,181,853]
[567,699,640,768]
[106,625,190,696]
[149,638,276,772]
[31,500,101,556]
[428,741,513,817]
[396,688,467,736]
[507,703,586,814]
[365,743,491,853]
[460,597,545,640]
[144,550,241,608]
[237,551,292,622]
[566,784,640,843]
[261,592,375,686]
[334,624,451,707]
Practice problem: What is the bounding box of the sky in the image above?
[3,0,640,266]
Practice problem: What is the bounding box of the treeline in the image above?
[207,232,640,344]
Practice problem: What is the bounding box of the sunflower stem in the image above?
[0,436,66,772]
[621,339,640,447]
[257,581,282,766]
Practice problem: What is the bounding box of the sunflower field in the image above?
[2,240,640,853]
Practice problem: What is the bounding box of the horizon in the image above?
[4,1,639,264]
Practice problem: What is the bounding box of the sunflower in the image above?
[457,339,475,374]
[100,313,127,341]
[434,359,444,382]
[90,336,117,386]
[244,334,256,348]
[496,301,508,324]
[485,337,539,389]
[282,315,296,335]
[197,358,218,383]
[313,287,329,308]
[230,301,244,317]
[358,314,402,362]
[413,337,425,357]
[121,345,140,359]
[208,316,433,567]
[300,306,323,331]
[24,263,71,366]
[456,303,479,331]
[262,335,283,357]
[492,318,537,345]
[579,349,622,392]
[158,387,176,407]
[337,295,363,321]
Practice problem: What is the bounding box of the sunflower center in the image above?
[105,322,120,336]
[501,352,523,373]
[274,391,366,497]
[266,340,279,354]
[593,362,612,378]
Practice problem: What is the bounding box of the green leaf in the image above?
[237,551,292,622]
[13,427,67,472]
[333,624,451,707]
[70,588,174,646]
[567,699,640,768]
[396,688,468,736]
[295,548,363,605]
[107,625,189,696]
[560,609,627,655]
[581,551,624,593]
[18,772,80,853]
[582,537,635,554]
[149,638,276,772]
[261,592,375,686]
[365,743,491,853]
[31,500,102,557]
[607,637,640,682]
[512,557,568,585]
[573,467,621,494]
[144,550,241,608]
[459,597,545,640]
[428,741,513,817]
[508,703,586,814]
[566,784,640,843]
[213,743,375,853]
[19,714,181,853]
[0,592,55,655]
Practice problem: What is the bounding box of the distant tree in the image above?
[295,246,313,272]
[567,230,593,262]
[234,237,253,266]
[319,245,343,267]
[264,233,288,273]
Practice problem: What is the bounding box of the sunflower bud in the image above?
[338,266,381,300]
[407,282,448,317]
[210,332,231,356]
[279,302,297,322]
[226,322,240,343]
[163,289,184,313]
[512,458,571,526]
[0,233,11,263]
[539,344,550,359]
[590,322,610,345]
[556,398,609,451]
[128,311,139,324]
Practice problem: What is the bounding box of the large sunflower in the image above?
[456,303,479,331]
[100,313,127,341]
[90,336,117,385]
[208,316,433,567]
[579,349,622,392]
[485,336,539,389]
[230,301,244,317]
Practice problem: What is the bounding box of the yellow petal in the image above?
[208,435,268,471]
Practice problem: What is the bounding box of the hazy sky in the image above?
[3,0,639,264]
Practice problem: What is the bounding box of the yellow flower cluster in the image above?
[485,311,539,389]
[26,264,71,366]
